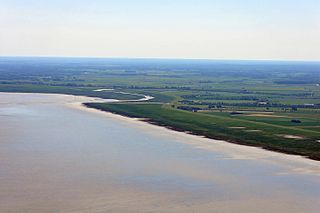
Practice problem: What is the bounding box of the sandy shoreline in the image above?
[2,92,320,174]
[66,99,320,175]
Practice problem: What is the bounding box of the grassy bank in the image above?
[84,103,320,161]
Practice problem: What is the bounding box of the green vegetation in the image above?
[1,57,319,160]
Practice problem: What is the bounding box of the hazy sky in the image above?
[1,0,320,60]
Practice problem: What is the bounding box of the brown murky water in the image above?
[0,93,319,213]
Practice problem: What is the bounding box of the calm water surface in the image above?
[0,93,319,213]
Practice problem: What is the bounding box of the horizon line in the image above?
[1,55,320,63]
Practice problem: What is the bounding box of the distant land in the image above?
[1,57,320,160]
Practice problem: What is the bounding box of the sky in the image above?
[0,0,320,60]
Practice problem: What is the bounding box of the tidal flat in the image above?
[0,93,319,213]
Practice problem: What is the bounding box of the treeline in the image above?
[176,106,202,112]
[0,81,98,87]
[181,95,263,101]
[275,80,319,85]
[179,100,320,109]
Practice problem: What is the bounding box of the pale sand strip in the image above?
[2,92,319,175]
[67,98,320,176]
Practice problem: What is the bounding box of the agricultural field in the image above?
[1,57,320,159]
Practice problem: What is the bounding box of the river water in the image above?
[0,93,319,213]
